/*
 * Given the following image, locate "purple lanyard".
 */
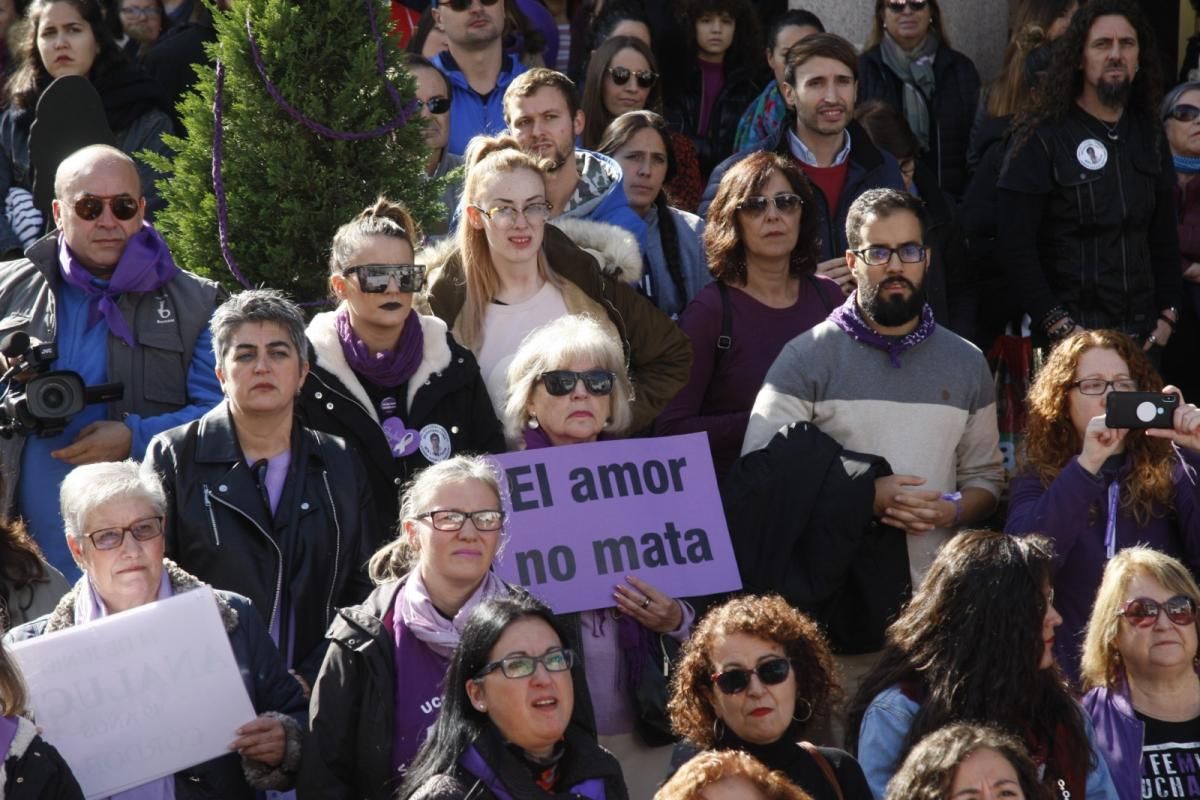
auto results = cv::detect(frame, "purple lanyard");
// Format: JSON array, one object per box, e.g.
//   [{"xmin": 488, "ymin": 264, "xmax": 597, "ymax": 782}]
[{"xmin": 1105, "ymin": 480, "xmax": 1120, "ymax": 560}]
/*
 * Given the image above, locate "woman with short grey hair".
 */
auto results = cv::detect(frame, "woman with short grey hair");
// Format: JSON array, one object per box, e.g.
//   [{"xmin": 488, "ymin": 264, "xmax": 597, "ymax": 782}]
[
  {"xmin": 143, "ymin": 288, "xmax": 378, "ymax": 693},
  {"xmin": 5, "ymin": 460, "xmax": 307, "ymax": 798}
]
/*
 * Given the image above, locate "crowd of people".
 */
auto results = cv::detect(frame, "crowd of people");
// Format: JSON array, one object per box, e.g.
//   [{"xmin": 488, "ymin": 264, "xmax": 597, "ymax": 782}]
[{"xmin": 1, "ymin": 0, "xmax": 1200, "ymax": 798}]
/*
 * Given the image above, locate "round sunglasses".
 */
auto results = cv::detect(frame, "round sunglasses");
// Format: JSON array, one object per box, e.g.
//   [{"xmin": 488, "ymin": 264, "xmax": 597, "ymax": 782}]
[
  {"xmin": 539, "ymin": 369, "xmax": 615, "ymax": 397},
  {"xmin": 73, "ymin": 195, "xmax": 140, "ymax": 221},
  {"xmin": 606, "ymin": 66, "xmax": 658, "ymax": 89},
  {"xmin": 710, "ymin": 657, "xmax": 794, "ymax": 695},
  {"xmin": 1118, "ymin": 595, "xmax": 1198, "ymax": 627}
]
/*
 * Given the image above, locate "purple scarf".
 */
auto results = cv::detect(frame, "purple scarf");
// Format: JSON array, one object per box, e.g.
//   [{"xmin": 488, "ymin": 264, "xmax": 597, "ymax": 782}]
[
  {"xmin": 335, "ymin": 309, "xmax": 424, "ymax": 388},
  {"xmin": 58, "ymin": 223, "xmax": 181, "ymax": 347},
  {"xmin": 827, "ymin": 291, "xmax": 936, "ymax": 368},
  {"xmin": 522, "ymin": 427, "xmax": 614, "ymax": 450},
  {"xmin": 0, "ymin": 715, "xmax": 18, "ymax": 762},
  {"xmin": 459, "ymin": 743, "xmax": 607, "ymax": 800}
]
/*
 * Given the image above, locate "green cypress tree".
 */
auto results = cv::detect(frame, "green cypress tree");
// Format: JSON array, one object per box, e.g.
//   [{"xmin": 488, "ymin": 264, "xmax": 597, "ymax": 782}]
[{"xmin": 147, "ymin": 0, "xmax": 444, "ymax": 303}]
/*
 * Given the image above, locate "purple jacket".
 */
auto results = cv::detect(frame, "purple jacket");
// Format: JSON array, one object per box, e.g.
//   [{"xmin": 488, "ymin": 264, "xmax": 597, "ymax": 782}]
[
  {"xmin": 1083, "ymin": 683, "xmax": 1143, "ymax": 800},
  {"xmin": 1006, "ymin": 450, "xmax": 1200, "ymax": 684}
]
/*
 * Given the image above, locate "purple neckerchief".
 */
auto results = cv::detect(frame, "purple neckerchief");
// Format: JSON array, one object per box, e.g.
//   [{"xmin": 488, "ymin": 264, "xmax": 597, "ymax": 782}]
[
  {"xmin": 395, "ymin": 569, "xmax": 509, "ymax": 659},
  {"xmin": 459, "ymin": 743, "xmax": 607, "ymax": 800},
  {"xmin": 57, "ymin": 223, "xmax": 181, "ymax": 347},
  {"xmin": 522, "ymin": 428, "xmax": 613, "ymax": 450},
  {"xmin": 336, "ymin": 308, "xmax": 424, "ymax": 388},
  {"xmin": 0, "ymin": 716, "xmax": 18, "ymax": 762},
  {"xmin": 826, "ymin": 291, "xmax": 936, "ymax": 368},
  {"xmin": 77, "ymin": 568, "xmax": 176, "ymax": 800}
]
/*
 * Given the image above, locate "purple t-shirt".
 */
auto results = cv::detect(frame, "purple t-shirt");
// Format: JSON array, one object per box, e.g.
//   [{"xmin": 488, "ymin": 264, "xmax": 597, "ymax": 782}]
[
  {"xmin": 387, "ymin": 604, "xmax": 452, "ymax": 778},
  {"xmin": 657, "ymin": 277, "xmax": 842, "ymax": 479}
]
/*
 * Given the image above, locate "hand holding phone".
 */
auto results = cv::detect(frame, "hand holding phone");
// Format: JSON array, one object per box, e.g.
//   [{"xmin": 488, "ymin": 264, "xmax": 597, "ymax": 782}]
[{"xmin": 1105, "ymin": 392, "xmax": 1179, "ymax": 430}]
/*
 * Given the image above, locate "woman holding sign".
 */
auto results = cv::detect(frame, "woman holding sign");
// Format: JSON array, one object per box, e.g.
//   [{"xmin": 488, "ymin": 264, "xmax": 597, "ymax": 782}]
[
  {"xmin": 4, "ymin": 460, "xmax": 306, "ymax": 797},
  {"xmin": 399, "ymin": 595, "xmax": 628, "ymax": 800},
  {"xmin": 1005, "ymin": 329, "xmax": 1200, "ymax": 685},
  {"xmin": 299, "ymin": 197, "xmax": 506, "ymax": 529},
  {"xmin": 301, "ymin": 456, "xmax": 593, "ymax": 800},
  {"xmin": 504, "ymin": 314, "xmax": 693, "ymax": 797}
]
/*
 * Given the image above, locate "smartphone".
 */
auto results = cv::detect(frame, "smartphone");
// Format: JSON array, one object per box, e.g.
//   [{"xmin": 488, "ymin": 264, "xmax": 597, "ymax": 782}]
[{"xmin": 1105, "ymin": 391, "xmax": 1179, "ymax": 429}]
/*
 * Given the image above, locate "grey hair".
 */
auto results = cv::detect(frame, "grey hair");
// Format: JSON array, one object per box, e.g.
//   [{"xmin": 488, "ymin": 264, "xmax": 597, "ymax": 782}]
[
  {"xmin": 54, "ymin": 144, "xmax": 141, "ymax": 200},
  {"xmin": 61, "ymin": 460, "xmax": 167, "ymax": 541},
  {"xmin": 502, "ymin": 314, "xmax": 633, "ymax": 447},
  {"xmin": 367, "ymin": 454, "xmax": 506, "ymax": 583},
  {"xmin": 210, "ymin": 289, "xmax": 309, "ymax": 367},
  {"xmin": 1161, "ymin": 81, "xmax": 1200, "ymax": 121}
]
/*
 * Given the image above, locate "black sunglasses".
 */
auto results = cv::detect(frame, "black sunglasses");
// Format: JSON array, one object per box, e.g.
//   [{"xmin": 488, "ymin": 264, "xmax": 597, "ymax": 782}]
[
  {"xmin": 73, "ymin": 195, "xmax": 140, "ymax": 221},
  {"xmin": 539, "ymin": 369, "xmax": 615, "ymax": 397},
  {"xmin": 342, "ymin": 264, "xmax": 426, "ymax": 293},
  {"xmin": 1169, "ymin": 104, "xmax": 1200, "ymax": 123},
  {"xmin": 1118, "ymin": 595, "xmax": 1198, "ymax": 628},
  {"xmin": 415, "ymin": 96, "xmax": 450, "ymax": 115},
  {"xmin": 710, "ymin": 657, "xmax": 793, "ymax": 695},
  {"xmin": 443, "ymin": 0, "xmax": 499, "ymax": 10},
  {"xmin": 886, "ymin": 0, "xmax": 928, "ymax": 11},
  {"xmin": 606, "ymin": 66, "xmax": 658, "ymax": 89}
]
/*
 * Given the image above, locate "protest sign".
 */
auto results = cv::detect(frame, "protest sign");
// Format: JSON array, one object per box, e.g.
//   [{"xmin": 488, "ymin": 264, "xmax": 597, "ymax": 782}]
[
  {"xmin": 9, "ymin": 588, "xmax": 257, "ymax": 799},
  {"xmin": 492, "ymin": 433, "xmax": 741, "ymax": 613}
]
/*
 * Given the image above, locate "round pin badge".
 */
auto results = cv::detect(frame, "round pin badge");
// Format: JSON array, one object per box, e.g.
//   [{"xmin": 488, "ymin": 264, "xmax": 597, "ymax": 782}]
[
  {"xmin": 419, "ymin": 423, "xmax": 452, "ymax": 463},
  {"xmin": 1076, "ymin": 139, "xmax": 1108, "ymax": 171}
]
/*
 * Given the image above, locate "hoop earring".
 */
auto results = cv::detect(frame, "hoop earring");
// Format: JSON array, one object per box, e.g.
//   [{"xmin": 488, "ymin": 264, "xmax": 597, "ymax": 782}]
[
  {"xmin": 712, "ymin": 717, "xmax": 726, "ymax": 742},
  {"xmin": 793, "ymin": 697, "xmax": 813, "ymax": 723}
]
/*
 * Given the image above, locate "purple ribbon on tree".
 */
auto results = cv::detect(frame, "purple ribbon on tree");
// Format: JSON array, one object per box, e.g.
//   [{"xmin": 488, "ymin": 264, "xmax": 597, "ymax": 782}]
[{"xmin": 58, "ymin": 223, "xmax": 181, "ymax": 347}]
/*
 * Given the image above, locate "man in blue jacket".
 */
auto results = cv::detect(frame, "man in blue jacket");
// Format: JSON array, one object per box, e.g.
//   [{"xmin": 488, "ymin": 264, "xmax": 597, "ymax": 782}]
[
  {"xmin": 701, "ymin": 33, "xmax": 905, "ymax": 295},
  {"xmin": 431, "ymin": 0, "xmax": 527, "ymax": 155},
  {"xmin": 503, "ymin": 68, "xmax": 647, "ymax": 252}
]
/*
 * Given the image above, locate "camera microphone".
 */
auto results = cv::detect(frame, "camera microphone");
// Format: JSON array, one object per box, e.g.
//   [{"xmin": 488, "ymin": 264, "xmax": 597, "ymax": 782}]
[{"xmin": 0, "ymin": 331, "xmax": 29, "ymax": 358}]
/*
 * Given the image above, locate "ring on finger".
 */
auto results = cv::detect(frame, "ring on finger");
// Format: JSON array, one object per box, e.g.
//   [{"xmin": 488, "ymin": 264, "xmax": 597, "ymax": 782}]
[{"xmin": 641, "ymin": 597, "xmax": 651, "ymax": 610}]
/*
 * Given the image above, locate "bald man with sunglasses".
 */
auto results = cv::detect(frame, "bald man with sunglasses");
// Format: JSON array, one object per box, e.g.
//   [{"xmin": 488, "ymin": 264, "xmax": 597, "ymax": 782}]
[{"xmin": 0, "ymin": 143, "xmax": 223, "ymax": 579}]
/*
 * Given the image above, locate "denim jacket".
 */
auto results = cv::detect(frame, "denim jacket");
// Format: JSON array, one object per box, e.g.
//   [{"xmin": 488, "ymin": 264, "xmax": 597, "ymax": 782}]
[{"xmin": 858, "ymin": 685, "xmax": 1119, "ymax": 800}]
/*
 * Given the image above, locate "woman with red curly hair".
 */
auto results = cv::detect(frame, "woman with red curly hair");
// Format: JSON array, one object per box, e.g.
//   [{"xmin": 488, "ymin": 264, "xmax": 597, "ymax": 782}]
[
  {"xmin": 1005, "ymin": 328, "xmax": 1200, "ymax": 685},
  {"xmin": 656, "ymin": 750, "xmax": 813, "ymax": 800},
  {"xmin": 667, "ymin": 595, "xmax": 871, "ymax": 800}
]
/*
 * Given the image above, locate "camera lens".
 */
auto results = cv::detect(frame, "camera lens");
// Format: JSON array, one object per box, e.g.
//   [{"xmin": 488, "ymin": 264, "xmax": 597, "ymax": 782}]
[{"xmin": 41, "ymin": 386, "xmax": 66, "ymax": 412}]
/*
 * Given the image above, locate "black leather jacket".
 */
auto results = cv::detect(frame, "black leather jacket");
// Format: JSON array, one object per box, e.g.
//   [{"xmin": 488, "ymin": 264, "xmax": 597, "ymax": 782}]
[
  {"xmin": 143, "ymin": 402, "xmax": 378, "ymax": 683},
  {"xmin": 665, "ymin": 62, "xmax": 763, "ymax": 180}
]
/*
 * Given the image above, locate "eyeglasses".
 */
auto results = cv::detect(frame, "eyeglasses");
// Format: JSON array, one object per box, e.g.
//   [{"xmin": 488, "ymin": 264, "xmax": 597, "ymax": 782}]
[
  {"xmin": 885, "ymin": 1, "xmax": 928, "ymax": 11},
  {"xmin": 1118, "ymin": 595, "xmax": 1198, "ymax": 627},
  {"xmin": 475, "ymin": 648, "xmax": 576, "ymax": 680},
  {"xmin": 1069, "ymin": 378, "xmax": 1139, "ymax": 395},
  {"xmin": 415, "ymin": 96, "xmax": 450, "ymax": 115},
  {"xmin": 342, "ymin": 264, "xmax": 426, "ymax": 293},
  {"xmin": 539, "ymin": 369, "xmax": 615, "ymax": 397},
  {"xmin": 119, "ymin": 6, "xmax": 161, "ymax": 17},
  {"xmin": 72, "ymin": 195, "xmax": 140, "ymax": 221},
  {"xmin": 415, "ymin": 509, "xmax": 506, "ymax": 532},
  {"xmin": 83, "ymin": 516, "xmax": 164, "ymax": 551},
  {"xmin": 851, "ymin": 244, "xmax": 927, "ymax": 266},
  {"xmin": 442, "ymin": 0, "xmax": 500, "ymax": 11},
  {"xmin": 471, "ymin": 202, "xmax": 552, "ymax": 229},
  {"xmin": 710, "ymin": 657, "xmax": 794, "ymax": 695},
  {"xmin": 606, "ymin": 66, "xmax": 658, "ymax": 89},
  {"xmin": 1169, "ymin": 104, "xmax": 1200, "ymax": 123},
  {"xmin": 737, "ymin": 193, "xmax": 803, "ymax": 217}
]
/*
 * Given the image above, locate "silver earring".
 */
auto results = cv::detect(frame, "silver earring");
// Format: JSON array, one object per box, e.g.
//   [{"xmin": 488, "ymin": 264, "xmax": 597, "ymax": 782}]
[
  {"xmin": 793, "ymin": 697, "xmax": 813, "ymax": 723},
  {"xmin": 712, "ymin": 717, "xmax": 726, "ymax": 741},
  {"xmin": 527, "ymin": 416, "xmax": 540, "ymax": 429}
]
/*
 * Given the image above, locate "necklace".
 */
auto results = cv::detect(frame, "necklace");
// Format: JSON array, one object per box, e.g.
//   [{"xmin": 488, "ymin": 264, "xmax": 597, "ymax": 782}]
[{"xmin": 1096, "ymin": 117, "xmax": 1121, "ymax": 141}]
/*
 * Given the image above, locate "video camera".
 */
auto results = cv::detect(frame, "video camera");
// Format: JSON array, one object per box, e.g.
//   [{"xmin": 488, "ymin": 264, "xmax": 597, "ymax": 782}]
[{"xmin": 0, "ymin": 332, "xmax": 122, "ymax": 438}]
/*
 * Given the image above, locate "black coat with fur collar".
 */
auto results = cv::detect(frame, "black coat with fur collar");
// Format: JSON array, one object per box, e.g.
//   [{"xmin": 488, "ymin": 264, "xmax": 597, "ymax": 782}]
[
  {"xmin": 4, "ymin": 561, "xmax": 306, "ymax": 799},
  {"xmin": 0, "ymin": 716, "xmax": 82, "ymax": 799},
  {"xmin": 297, "ymin": 311, "xmax": 505, "ymax": 528}
]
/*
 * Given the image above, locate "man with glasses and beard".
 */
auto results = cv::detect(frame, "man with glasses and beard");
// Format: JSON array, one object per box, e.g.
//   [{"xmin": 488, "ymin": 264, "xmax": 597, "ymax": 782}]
[
  {"xmin": 998, "ymin": 0, "xmax": 1183, "ymax": 352},
  {"xmin": 743, "ymin": 188, "xmax": 1002, "ymax": 590},
  {"xmin": 0, "ymin": 144, "xmax": 222, "ymax": 580}
]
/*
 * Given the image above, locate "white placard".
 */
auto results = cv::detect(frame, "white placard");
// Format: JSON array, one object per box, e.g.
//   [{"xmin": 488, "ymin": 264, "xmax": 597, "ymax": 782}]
[{"xmin": 9, "ymin": 587, "xmax": 258, "ymax": 799}]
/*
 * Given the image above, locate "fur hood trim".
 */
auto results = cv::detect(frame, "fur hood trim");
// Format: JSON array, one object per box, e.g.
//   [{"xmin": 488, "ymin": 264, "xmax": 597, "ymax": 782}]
[
  {"xmin": 306, "ymin": 309, "xmax": 452, "ymax": 415},
  {"xmin": 44, "ymin": 559, "xmax": 238, "ymax": 634},
  {"xmin": 416, "ymin": 219, "xmax": 642, "ymax": 285},
  {"xmin": 0, "ymin": 716, "xmax": 36, "ymax": 792},
  {"xmin": 241, "ymin": 710, "xmax": 304, "ymax": 790}
]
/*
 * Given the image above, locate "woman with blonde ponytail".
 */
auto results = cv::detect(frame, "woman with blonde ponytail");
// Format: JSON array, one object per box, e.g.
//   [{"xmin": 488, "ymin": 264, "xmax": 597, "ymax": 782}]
[
  {"xmin": 424, "ymin": 134, "xmax": 692, "ymax": 433},
  {"xmin": 299, "ymin": 197, "xmax": 506, "ymax": 528}
]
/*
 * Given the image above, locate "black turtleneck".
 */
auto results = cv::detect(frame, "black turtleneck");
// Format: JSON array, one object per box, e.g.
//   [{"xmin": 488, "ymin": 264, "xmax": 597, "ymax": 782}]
[{"xmin": 715, "ymin": 724, "xmax": 874, "ymax": 800}]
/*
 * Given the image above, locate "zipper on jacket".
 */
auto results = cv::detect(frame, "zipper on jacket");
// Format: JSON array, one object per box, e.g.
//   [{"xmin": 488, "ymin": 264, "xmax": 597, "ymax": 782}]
[
  {"xmin": 1113, "ymin": 144, "xmax": 1131, "ymax": 319},
  {"xmin": 202, "ymin": 484, "xmax": 221, "ymax": 547},
  {"xmin": 321, "ymin": 469, "xmax": 342, "ymax": 628},
  {"xmin": 205, "ymin": 490, "xmax": 284, "ymax": 641}
]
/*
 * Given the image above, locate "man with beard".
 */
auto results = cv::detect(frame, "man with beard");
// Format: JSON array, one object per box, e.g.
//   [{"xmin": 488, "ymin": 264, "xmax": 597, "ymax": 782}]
[
  {"xmin": 700, "ymin": 33, "xmax": 905, "ymax": 295},
  {"xmin": 743, "ymin": 189, "xmax": 1003, "ymax": 588},
  {"xmin": 998, "ymin": 0, "xmax": 1182, "ymax": 349},
  {"xmin": 431, "ymin": 0, "xmax": 527, "ymax": 155},
  {"xmin": 503, "ymin": 68, "xmax": 646, "ymax": 248}
]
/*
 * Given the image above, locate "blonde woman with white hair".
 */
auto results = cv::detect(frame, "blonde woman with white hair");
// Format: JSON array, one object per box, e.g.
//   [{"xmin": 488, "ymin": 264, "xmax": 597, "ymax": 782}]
[
  {"xmin": 502, "ymin": 313, "xmax": 692, "ymax": 797},
  {"xmin": 300, "ymin": 455, "xmax": 595, "ymax": 800}
]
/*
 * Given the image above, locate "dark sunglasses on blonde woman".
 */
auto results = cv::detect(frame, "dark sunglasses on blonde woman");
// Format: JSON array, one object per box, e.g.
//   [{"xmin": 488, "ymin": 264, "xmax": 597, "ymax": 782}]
[{"xmin": 1118, "ymin": 595, "xmax": 1198, "ymax": 627}]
